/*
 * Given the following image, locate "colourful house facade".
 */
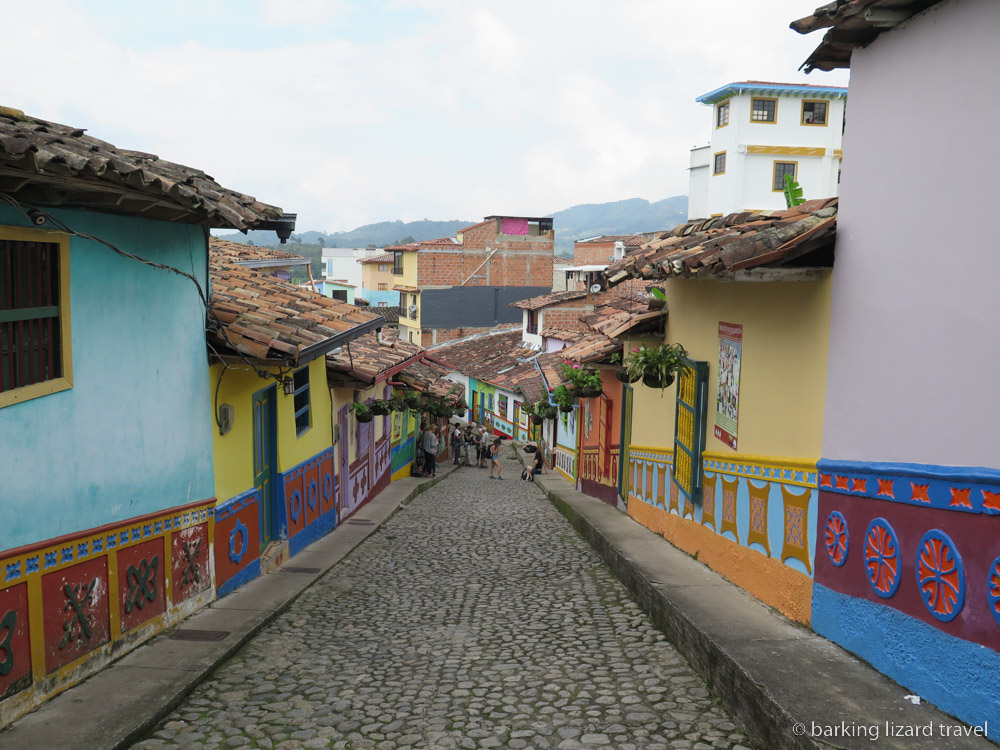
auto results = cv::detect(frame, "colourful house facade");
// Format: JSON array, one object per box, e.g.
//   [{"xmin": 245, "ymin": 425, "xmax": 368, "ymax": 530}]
[{"xmin": 0, "ymin": 109, "xmax": 292, "ymax": 726}]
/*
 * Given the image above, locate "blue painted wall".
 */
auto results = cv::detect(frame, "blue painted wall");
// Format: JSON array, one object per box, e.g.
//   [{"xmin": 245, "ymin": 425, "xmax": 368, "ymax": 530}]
[
  {"xmin": 0, "ymin": 206, "xmax": 215, "ymax": 551},
  {"xmin": 360, "ymin": 287, "xmax": 400, "ymax": 307}
]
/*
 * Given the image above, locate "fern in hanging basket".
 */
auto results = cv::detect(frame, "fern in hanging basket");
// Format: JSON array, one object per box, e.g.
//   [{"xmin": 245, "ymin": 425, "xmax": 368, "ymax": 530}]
[
  {"xmin": 350, "ymin": 402, "xmax": 374, "ymax": 422},
  {"xmin": 534, "ymin": 400, "xmax": 557, "ymax": 420},
  {"xmin": 369, "ymin": 399, "xmax": 392, "ymax": 416},
  {"xmin": 626, "ymin": 343, "xmax": 686, "ymax": 390}
]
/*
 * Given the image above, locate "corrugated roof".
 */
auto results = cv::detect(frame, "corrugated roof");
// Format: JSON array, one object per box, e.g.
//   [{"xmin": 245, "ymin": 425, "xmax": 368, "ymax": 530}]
[
  {"xmin": 209, "ymin": 241, "xmax": 380, "ymax": 365},
  {"xmin": 696, "ymin": 81, "xmax": 848, "ymax": 103},
  {"xmin": 0, "ymin": 108, "xmax": 283, "ymax": 230},
  {"xmin": 509, "ymin": 290, "xmax": 588, "ymax": 311},
  {"xmin": 604, "ymin": 199, "xmax": 837, "ymax": 284},
  {"xmin": 791, "ymin": 1, "xmax": 943, "ymax": 72}
]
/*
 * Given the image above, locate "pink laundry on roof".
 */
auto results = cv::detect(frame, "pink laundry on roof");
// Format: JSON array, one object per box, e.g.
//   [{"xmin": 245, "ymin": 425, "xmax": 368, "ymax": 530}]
[{"xmin": 502, "ymin": 217, "xmax": 530, "ymax": 235}]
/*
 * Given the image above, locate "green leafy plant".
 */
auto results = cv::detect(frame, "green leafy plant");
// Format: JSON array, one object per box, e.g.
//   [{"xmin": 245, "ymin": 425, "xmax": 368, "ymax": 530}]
[
  {"xmin": 561, "ymin": 362, "xmax": 602, "ymax": 398},
  {"xmin": 350, "ymin": 402, "xmax": 374, "ymax": 422},
  {"xmin": 369, "ymin": 399, "xmax": 392, "ymax": 416},
  {"xmin": 783, "ymin": 174, "xmax": 805, "ymax": 208},
  {"xmin": 552, "ymin": 384, "xmax": 576, "ymax": 412},
  {"xmin": 626, "ymin": 343, "xmax": 686, "ymax": 390},
  {"xmin": 534, "ymin": 400, "xmax": 557, "ymax": 420}
]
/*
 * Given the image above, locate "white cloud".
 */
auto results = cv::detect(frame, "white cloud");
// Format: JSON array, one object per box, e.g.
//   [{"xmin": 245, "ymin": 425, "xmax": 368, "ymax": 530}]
[{"xmin": 0, "ymin": 0, "xmax": 848, "ymax": 231}]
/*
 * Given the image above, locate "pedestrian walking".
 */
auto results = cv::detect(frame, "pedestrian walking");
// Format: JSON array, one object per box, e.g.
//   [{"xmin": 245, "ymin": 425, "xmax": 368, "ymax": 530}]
[
  {"xmin": 463, "ymin": 426, "xmax": 477, "ymax": 466},
  {"xmin": 488, "ymin": 437, "xmax": 503, "ymax": 480},
  {"xmin": 420, "ymin": 422, "xmax": 438, "ymax": 478},
  {"xmin": 478, "ymin": 427, "xmax": 491, "ymax": 469},
  {"xmin": 451, "ymin": 423, "xmax": 464, "ymax": 465}
]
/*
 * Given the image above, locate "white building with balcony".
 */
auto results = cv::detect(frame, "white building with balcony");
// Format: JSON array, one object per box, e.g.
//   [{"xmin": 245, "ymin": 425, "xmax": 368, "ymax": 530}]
[{"xmin": 687, "ymin": 81, "xmax": 847, "ymax": 219}]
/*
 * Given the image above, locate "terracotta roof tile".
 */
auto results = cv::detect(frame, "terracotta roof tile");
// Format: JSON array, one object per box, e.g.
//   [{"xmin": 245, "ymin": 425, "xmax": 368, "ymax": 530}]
[
  {"xmin": 210, "ymin": 238, "xmax": 308, "ymax": 265},
  {"xmin": 604, "ymin": 200, "xmax": 837, "ymax": 285},
  {"xmin": 209, "ymin": 243, "xmax": 379, "ymax": 365},
  {"xmin": 0, "ymin": 108, "xmax": 283, "ymax": 230},
  {"xmin": 326, "ymin": 329, "xmax": 422, "ymax": 384},
  {"xmin": 558, "ymin": 335, "xmax": 622, "ymax": 366},
  {"xmin": 580, "ymin": 295, "xmax": 665, "ymax": 339},
  {"xmin": 540, "ymin": 327, "xmax": 588, "ymax": 343},
  {"xmin": 432, "ymin": 329, "xmax": 544, "ymax": 402},
  {"xmin": 791, "ymin": 1, "xmax": 942, "ymax": 72},
  {"xmin": 510, "ymin": 290, "xmax": 588, "ymax": 311},
  {"xmin": 359, "ymin": 253, "xmax": 396, "ymax": 264}
]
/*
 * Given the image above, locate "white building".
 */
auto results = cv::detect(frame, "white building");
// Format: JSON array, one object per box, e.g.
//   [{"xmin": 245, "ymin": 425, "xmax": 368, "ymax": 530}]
[
  {"xmin": 321, "ymin": 247, "xmax": 381, "ymax": 294},
  {"xmin": 687, "ymin": 81, "xmax": 847, "ymax": 219}
]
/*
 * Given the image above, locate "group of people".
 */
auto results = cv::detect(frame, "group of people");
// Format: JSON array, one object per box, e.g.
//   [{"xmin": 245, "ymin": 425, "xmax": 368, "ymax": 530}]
[
  {"xmin": 416, "ymin": 421, "xmax": 544, "ymax": 483},
  {"xmin": 449, "ymin": 422, "xmax": 505, "ymax": 478}
]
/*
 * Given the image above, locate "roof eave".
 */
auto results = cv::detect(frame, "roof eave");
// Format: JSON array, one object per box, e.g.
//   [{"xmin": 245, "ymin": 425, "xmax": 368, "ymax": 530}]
[{"xmin": 298, "ymin": 317, "xmax": 385, "ymax": 365}]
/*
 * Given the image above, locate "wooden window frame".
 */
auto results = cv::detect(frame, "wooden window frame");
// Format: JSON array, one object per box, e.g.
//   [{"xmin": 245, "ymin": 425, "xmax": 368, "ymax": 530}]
[
  {"xmin": 713, "ymin": 151, "xmax": 727, "ymax": 176},
  {"xmin": 801, "ymin": 99, "xmax": 828, "ymax": 126},
  {"xmin": 716, "ymin": 100, "xmax": 730, "ymax": 129},
  {"xmin": 0, "ymin": 226, "xmax": 73, "ymax": 408},
  {"xmin": 750, "ymin": 97, "xmax": 778, "ymax": 124},
  {"xmin": 772, "ymin": 161, "xmax": 798, "ymax": 192},
  {"xmin": 292, "ymin": 365, "xmax": 311, "ymax": 437},
  {"xmin": 392, "ymin": 252, "xmax": 403, "ymax": 276}
]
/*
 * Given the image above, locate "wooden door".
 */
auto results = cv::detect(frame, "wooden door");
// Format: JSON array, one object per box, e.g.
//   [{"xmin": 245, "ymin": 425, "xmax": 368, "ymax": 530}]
[{"xmin": 252, "ymin": 385, "xmax": 277, "ymax": 545}]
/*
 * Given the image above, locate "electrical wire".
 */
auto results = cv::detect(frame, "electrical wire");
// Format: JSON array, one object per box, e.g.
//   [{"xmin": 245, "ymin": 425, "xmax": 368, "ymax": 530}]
[{"xmin": 1, "ymin": 193, "xmax": 281, "ymax": 385}]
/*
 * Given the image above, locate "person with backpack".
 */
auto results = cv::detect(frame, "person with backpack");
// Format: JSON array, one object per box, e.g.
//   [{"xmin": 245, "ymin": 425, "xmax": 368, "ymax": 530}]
[
  {"xmin": 488, "ymin": 437, "xmax": 503, "ymax": 480},
  {"xmin": 451, "ymin": 423, "xmax": 464, "ymax": 465},
  {"xmin": 419, "ymin": 423, "xmax": 438, "ymax": 478}
]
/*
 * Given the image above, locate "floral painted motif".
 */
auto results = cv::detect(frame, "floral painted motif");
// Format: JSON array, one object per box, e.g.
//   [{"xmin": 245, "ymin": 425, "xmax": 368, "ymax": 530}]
[
  {"xmin": 864, "ymin": 518, "xmax": 901, "ymax": 598},
  {"xmin": 916, "ymin": 530, "xmax": 965, "ymax": 622},
  {"xmin": 824, "ymin": 511, "xmax": 849, "ymax": 567}
]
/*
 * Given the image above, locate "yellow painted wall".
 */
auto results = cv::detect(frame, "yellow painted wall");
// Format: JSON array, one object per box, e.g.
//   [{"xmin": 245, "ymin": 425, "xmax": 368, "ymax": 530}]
[
  {"xmin": 211, "ymin": 357, "xmax": 335, "ymax": 505},
  {"xmin": 627, "ymin": 274, "xmax": 832, "ymax": 459},
  {"xmin": 211, "ymin": 362, "xmax": 270, "ymax": 504},
  {"xmin": 401, "ymin": 250, "xmax": 418, "ymax": 287},
  {"xmin": 362, "ymin": 262, "xmax": 395, "ymax": 291}
]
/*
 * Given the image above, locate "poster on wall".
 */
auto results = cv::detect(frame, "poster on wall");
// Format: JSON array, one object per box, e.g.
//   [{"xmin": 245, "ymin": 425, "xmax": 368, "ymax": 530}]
[{"xmin": 714, "ymin": 321, "xmax": 742, "ymax": 450}]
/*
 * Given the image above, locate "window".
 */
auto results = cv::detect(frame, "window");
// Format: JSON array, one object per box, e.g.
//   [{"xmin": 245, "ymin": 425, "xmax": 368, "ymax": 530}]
[
  {"xmin": 713, "ymin": 151, "xmax": 726, "ymax": 175},
  {"xmin": 1, "ymin": 229, "xmax": 72, "ymax": 407},
  {"xmin": 716, "ymin": 101, "xmax": 730, "ymax": 128},
  {"xmin": 801, "ymin": 100, "xmax": 828, "ymax": 126},
  {"xmin": 513, "ymin": 401, "xmax": 521, "ymax": 424},
  {"xmin": 409, "ymin": 294, "xmax": 418, "ymax": 320},
  {"xmin": 378, "ymin": 264, "xmax": 388, "ymax": 272},
  {"xmin": 497, "ymin": 394, "xmax": 508, "ymax": 418},
  {"xmin": 408, "ymin": 330, "xmax": 413, "ymax": 343},
  {"xmin": 392, "ymin": 252, "xmax": 403, "ymax": 275},
  {"xmin": 377, "ymin": 301, "xmax": 387, "ymax": 307},
  {"xmin": 526, "ymin": 310, "xmax": 538, "ymax": 335},
  {"xmin": 377, "ymin": 282, "xmax": 388, "ymax": 291},
  {"xmin": 751, "ymin": 97, "xmax": 777, "ymax": 123},
  {"xmin": 773, "ymin": 161, "xmax": 798, "ymax": 191},
  {"xmin": 326, "ymin": 260, "xmax": 334, "ymax": 276},
  {"xmin": 293, "ymin": 366, "xmax": 311, "ymax": 436}
]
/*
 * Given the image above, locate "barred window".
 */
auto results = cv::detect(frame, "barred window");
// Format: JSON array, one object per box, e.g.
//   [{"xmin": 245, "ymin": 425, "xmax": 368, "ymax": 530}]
[
  {"xmin": 392, "ymin": 252, "xmax": 403, "ymax": 275},
  {"xmin": 713, "ymin": 152, "xmax": 726, "ymax": 175},
  {"xmin": 773, "ymin": 162, "xmax": 797, "ymax": 191},
  {"xmin": 293, "ymin": 366, "xmax": 310, "ymax": 436},
  {"xmin": 716, "ymin": 101, "xmax": 729, "ymax": 128},
  {"xmin": 1, "ymin": 234, "xmax": 71, "ymax": 405},
  {"xmin": 802, "ymin": 100, "xmax": 828, "ymax": 125}
]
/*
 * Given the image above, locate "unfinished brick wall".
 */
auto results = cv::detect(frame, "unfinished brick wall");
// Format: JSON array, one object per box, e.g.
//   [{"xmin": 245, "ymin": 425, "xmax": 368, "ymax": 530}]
[
  {"xmin": 573, "ymin": 240, "xmax": 616, "ymax": 267},
  {"xmin": 423, "ymin": 325, "xmax": 519, "ymax": 347},
  {"xmin": 539, "ymin": 301, "xmax": 591, "ymax": 333}
]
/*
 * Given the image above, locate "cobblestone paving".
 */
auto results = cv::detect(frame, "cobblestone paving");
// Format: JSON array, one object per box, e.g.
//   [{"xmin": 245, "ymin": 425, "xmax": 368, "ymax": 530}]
[{"xmin": 134, "ymin": 450, "xmax": 753, "ymax": 750}]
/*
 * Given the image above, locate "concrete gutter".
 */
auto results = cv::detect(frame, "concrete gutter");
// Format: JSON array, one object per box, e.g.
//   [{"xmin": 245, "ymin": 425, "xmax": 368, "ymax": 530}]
[
  {"xmin": 515, "ymin": 451, "xmax": 995, "ymax": 750},
  {"xmin": 0, "ymin": 465, "xmax": 461, "ymax": 750}
]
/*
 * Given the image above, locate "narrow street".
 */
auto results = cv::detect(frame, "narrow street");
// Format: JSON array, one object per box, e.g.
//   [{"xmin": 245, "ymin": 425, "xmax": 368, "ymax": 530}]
[{"xmin": 134, "ymin": 450, "xmax": 752, "ymax": 750}]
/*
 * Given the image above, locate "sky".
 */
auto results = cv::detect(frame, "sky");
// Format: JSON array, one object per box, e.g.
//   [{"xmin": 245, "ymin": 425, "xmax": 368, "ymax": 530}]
[{"xmin": 0, "ymin": 0, "xmax": 848, "ymax": 233}]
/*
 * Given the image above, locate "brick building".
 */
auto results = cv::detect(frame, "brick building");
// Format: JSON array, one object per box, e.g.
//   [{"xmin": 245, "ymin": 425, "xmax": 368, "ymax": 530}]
[{"xmin": 389, "ymin": 215, "xmax": 556, "ymax": 346}]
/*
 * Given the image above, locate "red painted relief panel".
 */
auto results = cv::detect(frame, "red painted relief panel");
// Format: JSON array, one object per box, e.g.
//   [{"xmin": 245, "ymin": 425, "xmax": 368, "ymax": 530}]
[
  {"xmin": 320, "ymin": 453, "xmax": 336, "ymax": 516},
  {"xmin": 171, "ymin": 522, "xmax": 210, "ymax": 605},
  {"xmin": 304, "ymin": 461, "xmax": 321, "ymax": 527},
  {"xmin": 0, "ymin": 583, "xmax": 31, "ymax": 700},
  {"xmin": 284, "ymin": 472, "xmax": 306, "ymax": 538},
  {"xmin": 42, "ymin": 557, "xmax": 110, "ymax": 674},
  {"xmin": 117, "ymin": 538, "xmax": 166, "ymax": 633},
  {"xmin": 214, "ymin": 494, "xmax": 260, "ymax": 588}
]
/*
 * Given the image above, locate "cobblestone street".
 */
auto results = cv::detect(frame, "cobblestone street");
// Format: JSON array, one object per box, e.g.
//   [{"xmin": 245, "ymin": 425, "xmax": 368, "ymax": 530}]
[{"xmin": 134, "ymin": 451, "xmax": 753, "ymax": 750}]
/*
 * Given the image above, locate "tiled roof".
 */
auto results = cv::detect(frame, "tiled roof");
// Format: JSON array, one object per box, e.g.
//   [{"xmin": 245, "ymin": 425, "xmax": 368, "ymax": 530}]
[
  {"xmin": 558, "ymin": 335, "xmax": 622, "ymax": 366},
  {"xmin": 326, "ymin": 329, "xmax": 423, "ymax": 385},
  {"xmin": 432, "ymin": 329, "xmax": 545, "ymax": 402},
  {"xmin": 581, "ymin": 295, "xmax": 665, "ymax": 339},
  {"xmin": 371, "ymin": 306, "xmax": 401, "ymax": 324},
  {"xmin": 509, "ymin": 290, "xmax": 588, "ymax": 311},
  {"xmin": 604, "ymin": 200, "xmax": 837, "ymax": 284},
  {"xmin": 210, "ymin": 238, "xmax": 309, "ymax": 267},
  {"xmin": 540, "ymin": 327, "xmax": 588, "ymax": 343},
  {"xmin": 209, "ymin": 244, "xmax": 381, "ymax": 365},
  {"xmin": 792, "ymin": 1, "xmax": 943, "ymax": 72},
  {"xmin": 398, "ymin": 360, "xmax": 464, "ymax": 401},
  {"xmin": 0, "ymin": 107, "xmax": 283, "ymax": 230},
  {"xmin": 359, "ymin": 253, "xmax": 395, "ymax": 264},
  {"xmin": 394, "ymin": 285, "xmax": 420, "ymax": 293}
]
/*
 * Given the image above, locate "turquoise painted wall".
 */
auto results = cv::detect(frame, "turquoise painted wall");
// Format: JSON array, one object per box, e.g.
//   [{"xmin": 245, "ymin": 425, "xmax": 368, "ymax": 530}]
[{"xmin": 0, "ymin": 206, "xmax": 215, "ymax": 551}]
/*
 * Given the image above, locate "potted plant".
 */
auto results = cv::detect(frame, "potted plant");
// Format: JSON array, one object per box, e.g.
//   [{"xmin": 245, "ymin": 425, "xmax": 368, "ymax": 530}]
[
  {"xmin": 387, "ymin": 396, "xmax": 408, "ymax": 413},
  {"xmin": 627, "ymin": 343, "xmax": 686, "ymax": 389},
  {"xmin": 561, "ymin": 362, "xmax": 603, "ymax": 398},
  {"xmin": 369, "ymin": 399, "xmax": 392, "ymax": 416},
  {"xmin": 350, "ymin": 402, "xmax": 374, "ymax": 423},
  {"xmin": 402, "ymin": 389, "xmax": 421, "ymax": 410},
  {"xmin": 611, "ymin": 352, "xmax": 640, "ymax": 383},
  {"xmin": 534, "ymin": 400, "xmax": 557, "ymax": 420},
  {"xmin": 552, "ymin": 384, "xmax": 576, "ymax": 413}
]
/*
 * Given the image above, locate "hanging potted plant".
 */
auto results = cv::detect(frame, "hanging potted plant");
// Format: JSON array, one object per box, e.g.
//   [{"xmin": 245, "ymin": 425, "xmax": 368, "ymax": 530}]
[
  {"xmin": 534, "ymin": 400, "xmax": 557, "ymax": 420},
  {"xmin": 387, "ymin": 396, "xmax": 408, "ymax": 413},
  {"xmin": 552, "ymin": 384, "xmax": 576, "ymax": 413},
  {"xmin": 562, "ymin": 362, "xmax": 603, "ymax": 399},
  {"xmin": 627, "ymin": 343, "xmax": 686, "ymax": 390},
  {"xmin": 350, "ymin": 402, "xmax": 374, "ymax": 423},
  {"xmin": 369, "ymin": 399, "xmax": 392, "ymax": 416},
  {"xmin": 402, "ymin": 389, "xmax": 422, "ymax": 410},
  {"xmin": 611, "ymin": 352, "xmax": 640, "ymax": 383}
]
